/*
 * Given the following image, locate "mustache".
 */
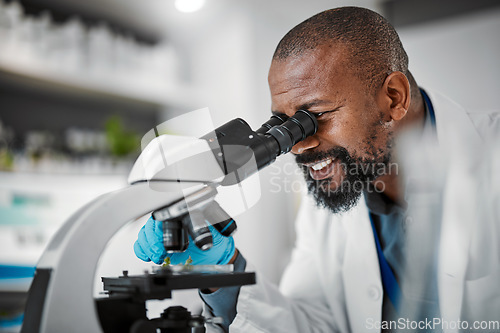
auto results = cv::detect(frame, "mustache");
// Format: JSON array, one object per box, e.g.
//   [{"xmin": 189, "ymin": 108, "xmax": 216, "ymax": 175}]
[{"xmin": 295, "ymin": 146, "xmax": 352, "ymax": 165}]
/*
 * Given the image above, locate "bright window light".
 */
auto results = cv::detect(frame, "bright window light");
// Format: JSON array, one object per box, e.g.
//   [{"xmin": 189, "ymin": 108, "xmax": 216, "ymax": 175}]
[{"xmin": 174, "ymin": 0, "xmax": 205, "ymax": 13}]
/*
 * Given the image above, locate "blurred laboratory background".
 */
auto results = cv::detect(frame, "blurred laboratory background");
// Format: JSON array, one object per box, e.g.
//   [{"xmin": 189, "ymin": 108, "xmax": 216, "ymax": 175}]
[{"xmin": 0, "ymin": 0, "xmax": 499, "ymax": 331}]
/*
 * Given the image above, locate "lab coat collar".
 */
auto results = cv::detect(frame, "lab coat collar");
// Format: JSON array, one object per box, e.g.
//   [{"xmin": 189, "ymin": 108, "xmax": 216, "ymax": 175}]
[{"xmin": 341, "ymin": 199, "xmax": 383, "ymax": 332}]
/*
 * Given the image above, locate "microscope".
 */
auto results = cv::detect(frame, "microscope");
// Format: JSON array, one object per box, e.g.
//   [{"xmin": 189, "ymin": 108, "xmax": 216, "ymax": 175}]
[{"xmin": 20, "ymin": 110, "xmax": 317, "ymax": 333}]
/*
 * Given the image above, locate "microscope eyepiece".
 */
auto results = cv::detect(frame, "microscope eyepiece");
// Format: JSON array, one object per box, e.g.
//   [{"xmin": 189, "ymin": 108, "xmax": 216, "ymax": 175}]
[
  {"xmin": 255, "ymin": 114, "xmax": 288, "ymax": 134},
  {"xmin": 265, "ymin": 110, "xmax": 318, "ymax": 155},
  {"xmin": 202, "ymin": 109, "xmax": 318, "ymax": 186}
]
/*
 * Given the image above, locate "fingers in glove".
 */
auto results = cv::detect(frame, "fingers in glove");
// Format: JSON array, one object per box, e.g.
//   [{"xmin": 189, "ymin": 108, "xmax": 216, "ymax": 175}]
[
  {"xmin": 217, "ymin": 236, "xmax": 236, "ymax": 265},
  {"xmin": 145, "ymin": 218, "xmax": 167, "ymax": 253},
  {"xmin": 168, "ymin": 251, "xmax": 192, "ymax": 265},
  {"xmin": 137, "ymin": 225, "xmax": 155, "ymax": 261},
  {"xmin": 138, "ymin": 223, "xmax": 166, "ymax": 264},
  {"xmin": 208, "ymin": 224, "xmax": 230, "ymax": 247},
  {"xmin": 134, "ymin": 240, "xmax": 151, "ymax": 262}
]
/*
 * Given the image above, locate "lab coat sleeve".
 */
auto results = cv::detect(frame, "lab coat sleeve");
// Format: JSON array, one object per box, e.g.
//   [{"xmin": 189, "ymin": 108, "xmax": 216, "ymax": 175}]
[{"xmin": 205, "ymin": 196, "xmax": 340, "ymax": 333}]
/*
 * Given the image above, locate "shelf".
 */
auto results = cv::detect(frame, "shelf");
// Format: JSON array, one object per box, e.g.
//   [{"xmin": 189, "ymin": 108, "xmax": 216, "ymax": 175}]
[{"xmin": 0, "ymin": 55, "xmax": 195, "ymax": 108}]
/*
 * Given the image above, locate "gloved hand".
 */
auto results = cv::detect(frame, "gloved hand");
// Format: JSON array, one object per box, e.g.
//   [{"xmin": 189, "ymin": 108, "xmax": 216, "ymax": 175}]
[{"xmin": 134, "ymin": 216, "xmax": 235, "ymax": 265}]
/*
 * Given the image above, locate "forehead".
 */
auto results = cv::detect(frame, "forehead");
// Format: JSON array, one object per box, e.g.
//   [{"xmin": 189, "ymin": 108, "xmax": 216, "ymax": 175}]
[{"xmin": 268, "ymin": 44, "xmax": 354, "ymax": 110}]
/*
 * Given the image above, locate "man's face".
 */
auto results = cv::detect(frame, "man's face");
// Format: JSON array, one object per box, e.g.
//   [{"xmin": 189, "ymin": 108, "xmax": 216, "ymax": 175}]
[{"xmin": 268, "ymin": 44, "xmax": 394, "ymax": 213}]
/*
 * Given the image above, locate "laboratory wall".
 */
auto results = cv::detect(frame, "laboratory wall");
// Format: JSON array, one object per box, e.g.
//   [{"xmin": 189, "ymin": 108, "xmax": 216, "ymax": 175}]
[{"xmin": 397, "ymin": 7, "xmax": 500, "ymax": 113}]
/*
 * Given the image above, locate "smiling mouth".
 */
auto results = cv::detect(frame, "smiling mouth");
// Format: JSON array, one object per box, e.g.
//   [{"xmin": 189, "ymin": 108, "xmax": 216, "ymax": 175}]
[
  {"xmin": 304, "ymin": 157, "xmax": 338, "ymax": 181},
  {"xmin": 310, "ymin": 158, "xmax": 332, "ymax": 170}
]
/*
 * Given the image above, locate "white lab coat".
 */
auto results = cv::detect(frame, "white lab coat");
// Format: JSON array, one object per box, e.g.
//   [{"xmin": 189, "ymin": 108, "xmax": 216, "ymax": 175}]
[{"xmin": 205, "ymin": 90, "xmax": 500, "ymax": 333}]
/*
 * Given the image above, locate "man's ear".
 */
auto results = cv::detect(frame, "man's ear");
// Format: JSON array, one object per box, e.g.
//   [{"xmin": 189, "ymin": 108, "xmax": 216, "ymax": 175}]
[{"xmin": 380, "ymin": 71, "xmax": 410, "ymax": 121}]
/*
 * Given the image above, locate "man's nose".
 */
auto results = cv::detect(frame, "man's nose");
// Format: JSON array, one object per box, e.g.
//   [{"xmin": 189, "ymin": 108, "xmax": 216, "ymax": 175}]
[{"xmin": 291, "ymin": 135, "xmax": 320, "ymax": 154}]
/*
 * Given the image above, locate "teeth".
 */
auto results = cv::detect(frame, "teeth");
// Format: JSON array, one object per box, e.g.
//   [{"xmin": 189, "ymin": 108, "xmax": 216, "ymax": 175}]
[{"xmin": 311, "ymin": 159, "xmax": 332, "ymax": 171}]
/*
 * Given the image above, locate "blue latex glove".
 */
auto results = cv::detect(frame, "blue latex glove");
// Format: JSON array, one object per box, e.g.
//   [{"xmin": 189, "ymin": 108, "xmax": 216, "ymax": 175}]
[{"xmin": 134, "ymin": 216, "xmax": 235, "ymax": 265}]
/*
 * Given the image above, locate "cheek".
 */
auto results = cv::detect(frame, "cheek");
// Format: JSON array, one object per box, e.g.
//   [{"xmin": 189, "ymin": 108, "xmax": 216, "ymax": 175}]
[
  {"xmin": 360, "ymin": 125, "xmax": 393, "ymax": 160},
  {"xmin": 315, "ymin": 102, "xmax": 384, "ymax": 153},
  {"xmin": 354, "ymin": 104, "xmax": 388, "ymax": 154},
  {"xmin": 327, "ymin": 121, "xmax": 388, "ymax": 160},
  {"xmin": 316, "ymin": 117, "xmax": 360, "ymax": 149}
]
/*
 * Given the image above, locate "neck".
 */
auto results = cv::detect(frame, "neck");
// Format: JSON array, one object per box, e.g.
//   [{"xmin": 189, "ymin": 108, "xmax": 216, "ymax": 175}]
[{"xmin": 374, "ymin": 170, "xmax": 403, "ymax": 206}]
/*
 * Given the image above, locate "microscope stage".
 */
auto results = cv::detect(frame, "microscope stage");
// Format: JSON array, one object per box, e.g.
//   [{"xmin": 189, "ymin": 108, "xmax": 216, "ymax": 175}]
[{"xmin": 101, "ymin": 269, "xmax": 256, "ymax": 301}]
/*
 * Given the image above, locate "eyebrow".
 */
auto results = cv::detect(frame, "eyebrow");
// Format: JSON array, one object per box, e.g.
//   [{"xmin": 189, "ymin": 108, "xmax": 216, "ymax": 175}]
[
  {"xmin": 271, "ymin": 111, "xmax": 286, "ymax": 117},
  {"xmin": 271, "ymin": 99, "xmax": 334, "ymax": 116},
  {"xmin": 298, "ymin": 99, "xmax": 332, "ymax": 110}
]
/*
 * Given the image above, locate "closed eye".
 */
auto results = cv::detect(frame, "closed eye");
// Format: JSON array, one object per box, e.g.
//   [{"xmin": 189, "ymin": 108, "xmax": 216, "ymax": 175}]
[
  {"xmin": 315, "ymin": 111, "xmax": 331, "ymax": 117},
  {"xmin": 316, "ymin": 105, "xmax": 344, "ymax": 118},
  {"xmin": 312, "ymin": 109, "xmax": 338, "ymax": 118}
]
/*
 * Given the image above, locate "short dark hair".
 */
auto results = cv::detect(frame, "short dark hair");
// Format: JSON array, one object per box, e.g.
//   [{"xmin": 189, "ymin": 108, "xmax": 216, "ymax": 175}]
[{"xmin": 273, "ymin": 7, "xmax": 409, "ymax": 90}]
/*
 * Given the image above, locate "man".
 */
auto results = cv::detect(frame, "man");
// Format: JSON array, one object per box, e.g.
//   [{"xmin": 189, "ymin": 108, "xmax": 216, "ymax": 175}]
[{"xmin": 134, "ymin": 7, "xmax": 500, "ymax": 332}]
